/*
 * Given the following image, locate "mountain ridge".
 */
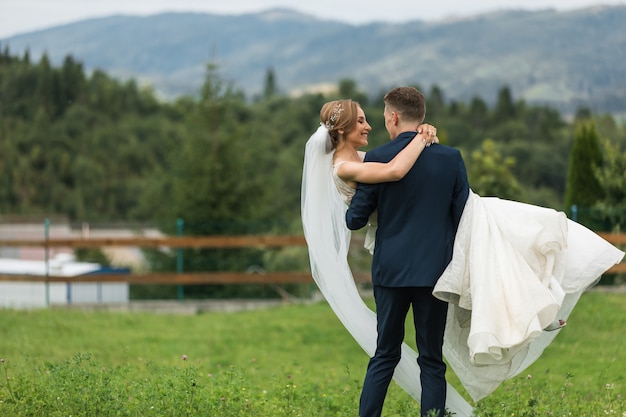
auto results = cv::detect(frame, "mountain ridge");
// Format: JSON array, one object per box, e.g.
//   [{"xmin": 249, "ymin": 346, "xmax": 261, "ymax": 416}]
[{"xmin": 2, "ymin": 6, "xmax": 625, "ymax": 113}]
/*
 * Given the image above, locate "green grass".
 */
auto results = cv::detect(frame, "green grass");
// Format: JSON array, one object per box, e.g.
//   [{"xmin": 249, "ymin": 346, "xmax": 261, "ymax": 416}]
[{"xmin": 0, "ymin": 291, "xmax": 624, "ymax": 416}]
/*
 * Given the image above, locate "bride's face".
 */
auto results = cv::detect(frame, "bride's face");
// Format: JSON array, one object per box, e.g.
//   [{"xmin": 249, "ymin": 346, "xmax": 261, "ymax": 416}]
[{"xmin": 344, "ymin": 106, "xmax": 371, "ymax": 148}]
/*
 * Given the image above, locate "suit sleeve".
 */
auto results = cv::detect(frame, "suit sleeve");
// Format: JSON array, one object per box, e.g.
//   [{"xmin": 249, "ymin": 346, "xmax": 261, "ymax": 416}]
[
  {"xmin": 346, "ymin": 153, "xmax": 379, "ymax": 231},
  {"xmin": 451, "ymin": 151, "xmax": 470, "ymax": 230}
]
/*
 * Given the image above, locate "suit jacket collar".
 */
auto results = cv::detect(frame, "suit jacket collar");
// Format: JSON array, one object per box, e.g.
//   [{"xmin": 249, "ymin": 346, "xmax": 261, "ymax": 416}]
[{"xmin": 395, "ymin": 131, "xmax": 418, "ymax": 142}]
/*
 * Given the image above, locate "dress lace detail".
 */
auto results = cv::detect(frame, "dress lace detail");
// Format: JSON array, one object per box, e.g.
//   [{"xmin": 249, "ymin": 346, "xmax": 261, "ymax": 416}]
[
  {"xmin": 332, "ymin": 162, "xmax": 355, "ymax": 205},
  {"xmin": 332, "ymin": 161, "xmax": 377, "ymax": 254}
]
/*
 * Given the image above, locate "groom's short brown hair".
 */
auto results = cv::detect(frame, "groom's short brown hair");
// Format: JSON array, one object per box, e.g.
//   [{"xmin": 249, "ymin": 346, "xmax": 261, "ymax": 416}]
[{"xmin": 383, "ymin": 87, "xmax": 426, "ymax": 124}]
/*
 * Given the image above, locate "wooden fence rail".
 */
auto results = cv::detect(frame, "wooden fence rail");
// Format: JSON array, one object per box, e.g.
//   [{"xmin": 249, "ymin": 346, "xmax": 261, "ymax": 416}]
[
  {"xmin": 0, "ymin": 235, "xmax": 308, "ymax": 249},
  {"xmin": 0, "ymin": 271, "xmax": 373, "ymax": 285},
  {"xmin": 0, "ymin": 233, "xmax": 624, "ymax": 284}
]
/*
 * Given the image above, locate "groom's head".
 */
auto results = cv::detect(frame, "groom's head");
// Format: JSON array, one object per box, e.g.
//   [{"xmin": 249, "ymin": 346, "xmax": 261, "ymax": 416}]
[{"xmin": 383, "ymin": 87, "xmax": 426, "ymax": 139}]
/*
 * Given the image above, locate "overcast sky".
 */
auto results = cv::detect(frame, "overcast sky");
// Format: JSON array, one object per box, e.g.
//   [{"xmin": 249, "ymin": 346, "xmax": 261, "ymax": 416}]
[{"xmin": 1, "ymin": 0, "xmax": 624, "ymax": 39}]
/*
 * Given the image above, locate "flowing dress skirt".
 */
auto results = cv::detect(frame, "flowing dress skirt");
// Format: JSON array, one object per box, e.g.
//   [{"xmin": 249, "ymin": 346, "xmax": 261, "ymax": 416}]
[{"xmin": 434, "ymin": 191, "xmax": 625, "ymax": 400}]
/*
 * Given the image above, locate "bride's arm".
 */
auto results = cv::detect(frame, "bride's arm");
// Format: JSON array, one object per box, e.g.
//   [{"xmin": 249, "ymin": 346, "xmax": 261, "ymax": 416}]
[{"xmin": 337, "ymin": 128, "xmax": 436, "ymax": 184}]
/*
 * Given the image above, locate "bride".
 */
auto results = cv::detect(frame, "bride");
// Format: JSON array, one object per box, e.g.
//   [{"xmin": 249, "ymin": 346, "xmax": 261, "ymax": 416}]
[{"xmin": 301, "ymin": 98, "xmax": 624, "ymax": 414}]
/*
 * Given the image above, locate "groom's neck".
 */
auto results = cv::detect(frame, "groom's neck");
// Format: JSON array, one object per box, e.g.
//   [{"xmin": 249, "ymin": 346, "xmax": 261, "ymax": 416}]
[{"xmin": 394, "ymin": 123, "xmax": 417, "ymax": 138}]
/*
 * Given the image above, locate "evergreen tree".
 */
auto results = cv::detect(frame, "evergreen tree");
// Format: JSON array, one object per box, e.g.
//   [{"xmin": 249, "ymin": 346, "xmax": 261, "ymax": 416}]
[
  {"xmin": 338, "ymin": 78, "xmax": 367, "ymax": 105},
  {"xmin": 262, "ymin": 67, "xmax": 277, "ymax": 100},
  {"xmin": 574, "ymin": 106, "xmax": 593, "ymax": 121},
  {"xmin": 427, "ymin": 85, "xmax": 446, "ymax": 120},
  {"xmin": 494, "ymin": 85, "xmax": 516, "ymax": 121},
  {"xmin": 35, "ymin": 53, "xmax": 53, "ymax": 116},
  {"xmin": 593, "ymin": 139, "xmax": 626, "ymax": 231},
  {"xmin": 469, "ymin": 97, "xmax": 488, "ymax": 128},
  {"xmin": 564, "ymin": 122, "xmax": 604, "ymax": 221}
]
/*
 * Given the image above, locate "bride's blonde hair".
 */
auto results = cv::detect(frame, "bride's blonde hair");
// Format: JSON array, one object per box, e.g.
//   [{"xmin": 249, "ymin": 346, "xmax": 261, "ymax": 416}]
[{"xmin": 320, "ymin": 99, "xmax": 359, "ymax": 149}]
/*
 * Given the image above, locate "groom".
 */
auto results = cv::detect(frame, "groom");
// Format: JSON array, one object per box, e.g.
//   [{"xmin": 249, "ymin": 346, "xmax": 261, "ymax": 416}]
[{"xmin": 346, "ymin": 86, "xmax": 470, "ymax": 417}]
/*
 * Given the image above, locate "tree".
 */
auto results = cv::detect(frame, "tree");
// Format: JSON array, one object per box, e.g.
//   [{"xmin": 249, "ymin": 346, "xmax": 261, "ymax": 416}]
[
  {"xmin": 493, "ymin": 86, "xmax": 516, "ymax": 122},
  {"xmin": 427, "ymin": 85, "xmax": 446, "ymax": 120},
  {"xmin": 574, "ymin": 106, "xmax": 593, "ymax": 121},
  {"xmin": 593, "ymin": 139, "xmax": 626, "ymax": 231},
  {"xmin": 469, "ymin": 96, "xmax": 488, "ymax": 129},
  {"xmin": 137, "ymin": 64, "xmax": 283, "ymax": 298},
  {"xmin": 35, "ymin": 53, "xmax": 54, "ymax": 117},
  {"xmin": 564, "ymin": 122, "xmax": 604, "ymax": 224},
  {"xmin": 262, "ymin": 67, "xmax": 278, "ymax": 100},
  {"xmin": 338, "ymin": 78, "xmax": 367, "ymax": 105},
  {"xmin": 466, "ymin": 139, "xmax": 523, "ymax": 199}
]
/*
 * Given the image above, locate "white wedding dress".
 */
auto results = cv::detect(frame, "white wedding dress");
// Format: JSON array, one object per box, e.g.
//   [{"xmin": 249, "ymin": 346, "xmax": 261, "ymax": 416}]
[
  {"xmin": 301, "ymin": 125, "xmax": 624, "ymax": 413},
  {"xmin": 434, "ymin": 191, "xmax": 624, "ymax": 400}
]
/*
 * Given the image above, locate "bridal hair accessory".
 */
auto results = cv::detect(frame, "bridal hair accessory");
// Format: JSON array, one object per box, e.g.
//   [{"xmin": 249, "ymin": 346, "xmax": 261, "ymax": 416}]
[{"xmin": 324, "ymin": 103, "xmax": 344, "ymax": 131}]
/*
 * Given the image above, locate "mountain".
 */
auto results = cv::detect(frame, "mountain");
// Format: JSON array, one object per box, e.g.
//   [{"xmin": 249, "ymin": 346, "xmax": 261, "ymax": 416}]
[{"xmin": 2, "ymin": 6, "xmax": 626, "ymax": 113}]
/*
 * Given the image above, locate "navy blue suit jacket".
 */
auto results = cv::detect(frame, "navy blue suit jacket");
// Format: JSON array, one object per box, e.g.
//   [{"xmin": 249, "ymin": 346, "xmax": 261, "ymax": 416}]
[{"xmin": 346, "ymin": 132, "xmax": 469, "ymax": 288}]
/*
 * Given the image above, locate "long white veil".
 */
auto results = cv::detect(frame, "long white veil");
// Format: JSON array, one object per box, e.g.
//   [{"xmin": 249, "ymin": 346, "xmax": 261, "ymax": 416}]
[{"xmin": 301, "ymin": 124, "xmax": 475, "ymax": 416}]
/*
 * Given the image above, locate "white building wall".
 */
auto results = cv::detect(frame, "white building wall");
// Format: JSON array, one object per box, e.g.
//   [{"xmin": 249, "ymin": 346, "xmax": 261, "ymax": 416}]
[{"xmin": 0, "ymin": 255, "xmax": 129, "ymax": 309}]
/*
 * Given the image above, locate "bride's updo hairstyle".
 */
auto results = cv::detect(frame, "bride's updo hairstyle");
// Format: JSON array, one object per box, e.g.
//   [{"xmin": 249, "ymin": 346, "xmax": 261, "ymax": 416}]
[{"xmin": 320, "ymin": 99, "xmax": 359, "ymax": 150}]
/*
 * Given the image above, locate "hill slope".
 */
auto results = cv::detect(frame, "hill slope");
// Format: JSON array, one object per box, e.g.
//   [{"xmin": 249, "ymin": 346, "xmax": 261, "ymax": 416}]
[{"xmin": 3, "ymin": 6, "xmax": 625, "ymax": 112}]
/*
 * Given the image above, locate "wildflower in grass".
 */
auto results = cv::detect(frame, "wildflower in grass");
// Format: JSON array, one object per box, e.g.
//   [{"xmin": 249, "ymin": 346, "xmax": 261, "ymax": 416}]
[
  {"xmin": 181, "ymin": 355, "xmax": 187, "ymax": 361},
  {"xmin": 527, "ymin": 374, "xmax": 532, "ymax": 379}
]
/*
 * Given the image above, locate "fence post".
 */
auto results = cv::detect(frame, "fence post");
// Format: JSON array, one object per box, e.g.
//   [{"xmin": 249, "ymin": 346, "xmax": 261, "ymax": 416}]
[
  {"xmin": 176, "ymin": 218, "xmax": 184, "ymax": 301},
  {"xmin": 44, "ymin": 218, "xmax": 50, "ymax": 306}
]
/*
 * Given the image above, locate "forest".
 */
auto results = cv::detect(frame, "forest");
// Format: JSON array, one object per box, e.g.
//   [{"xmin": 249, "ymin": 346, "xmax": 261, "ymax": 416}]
[{"xmin": 1, "ymin": 48, "xmax": 625, "ymax": 296}]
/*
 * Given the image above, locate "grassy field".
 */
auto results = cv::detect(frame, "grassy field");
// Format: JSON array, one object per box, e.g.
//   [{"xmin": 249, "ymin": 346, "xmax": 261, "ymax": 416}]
[{"xmin": 0, "ymin": 291, "xmax": 624, "ymax": 416}]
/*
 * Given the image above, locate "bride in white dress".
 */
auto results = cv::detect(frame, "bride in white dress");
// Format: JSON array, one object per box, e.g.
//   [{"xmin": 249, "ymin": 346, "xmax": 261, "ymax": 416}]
[{"xmin": 301, "ymin": 99, "xmax": 625, "ymax": 414}]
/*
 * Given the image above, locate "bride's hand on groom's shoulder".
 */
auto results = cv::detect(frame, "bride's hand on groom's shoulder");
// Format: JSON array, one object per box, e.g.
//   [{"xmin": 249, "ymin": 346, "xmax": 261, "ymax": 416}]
[{"xmin": 416, "ymin": 123, "xmax": 439, "ymax": 146}]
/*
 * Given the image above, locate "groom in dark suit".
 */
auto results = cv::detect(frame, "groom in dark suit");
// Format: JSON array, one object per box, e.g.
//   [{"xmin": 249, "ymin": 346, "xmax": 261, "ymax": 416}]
[{"xmin": 346, "ymin": 86, "xmax": 469, "ymax": 417}]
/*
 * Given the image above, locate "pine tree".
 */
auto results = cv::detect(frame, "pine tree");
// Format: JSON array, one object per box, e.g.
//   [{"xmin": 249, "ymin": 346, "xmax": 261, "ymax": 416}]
[
  {"xmin": 262, "ymin": 67, "xmax": 277, "ymax": 100},
  {"xmin": 593, "ymin": 139, "xmax": 626, "ymax": 231},
  {"xmin": 564, "ymin": 122, "xmax": 604, "ymax": 220},
  {"xmin": 427, "ymin": 85, "xmax": 446, "ymax": 120},
  {"xmin": 494, "ymin": 86, "xmax": 516, "ymax": 121}
]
